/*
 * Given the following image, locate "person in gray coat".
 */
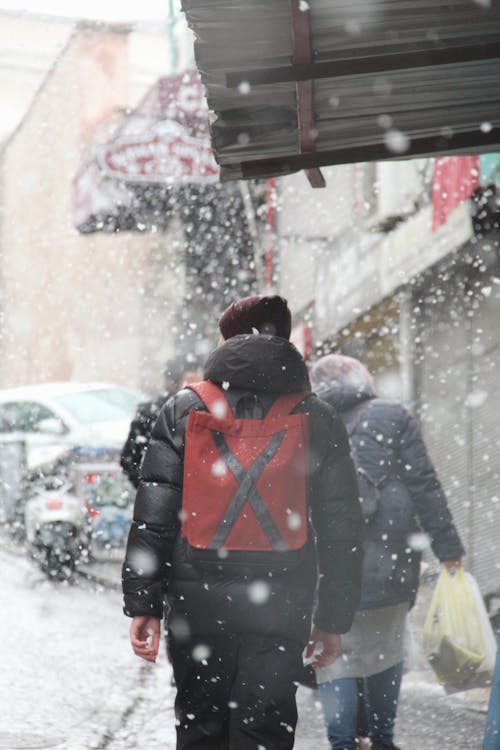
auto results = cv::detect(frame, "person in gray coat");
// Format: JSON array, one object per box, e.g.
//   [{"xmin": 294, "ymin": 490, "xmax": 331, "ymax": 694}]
[{"xmin": 310, "ymin": 353, "xmax": 465, "ymax": 750}]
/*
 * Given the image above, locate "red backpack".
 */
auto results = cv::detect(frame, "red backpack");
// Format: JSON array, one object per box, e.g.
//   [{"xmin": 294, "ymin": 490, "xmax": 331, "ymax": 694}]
[{"xmin": 181, "ymin": 381, "xmax": 310, "ymax": 570}]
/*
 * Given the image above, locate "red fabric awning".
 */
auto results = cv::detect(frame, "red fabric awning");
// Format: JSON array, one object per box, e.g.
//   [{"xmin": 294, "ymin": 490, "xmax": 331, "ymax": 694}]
[{"xmin": 432, "ymin": 156, "xmax": 480, "ymax": 232}]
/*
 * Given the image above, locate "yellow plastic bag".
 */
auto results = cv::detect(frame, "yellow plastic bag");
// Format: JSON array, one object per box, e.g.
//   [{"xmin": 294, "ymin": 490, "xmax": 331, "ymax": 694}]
[{"xmin": 423, "ymin": 567, "xmax": 487, "ymax": 691}]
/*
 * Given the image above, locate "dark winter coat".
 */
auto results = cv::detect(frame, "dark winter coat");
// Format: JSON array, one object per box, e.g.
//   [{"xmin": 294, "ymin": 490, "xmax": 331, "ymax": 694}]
[
  {"xmin": 122, "ymin": 334, "xmax": 363, "ymax": 645},
  {"xmin": 120, "ymin": 392, "xmax": 173, "ymax": 489},
  {"xmin": 318, "ymin": 382, "xmax": 465, "ymax": 610}
]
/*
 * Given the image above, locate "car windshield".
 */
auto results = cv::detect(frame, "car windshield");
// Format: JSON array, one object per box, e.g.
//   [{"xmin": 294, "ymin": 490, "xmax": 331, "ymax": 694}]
[{"xmin": 53, "ymin": 388, "xmax": 141, "ymax": 425}]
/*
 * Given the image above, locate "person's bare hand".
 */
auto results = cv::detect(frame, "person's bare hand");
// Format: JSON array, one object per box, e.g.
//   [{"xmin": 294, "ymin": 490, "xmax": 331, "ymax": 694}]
[
  {"xmin": 305, "ymin": 626, "xmax": 341, "ymax": 669},
  {"xmin": 130, "ymin": 616, "xmax": 160, "ymax": 663},
  {"xmin": 443, "ymin": 559, "xmax": 462, "ymax": 570}
]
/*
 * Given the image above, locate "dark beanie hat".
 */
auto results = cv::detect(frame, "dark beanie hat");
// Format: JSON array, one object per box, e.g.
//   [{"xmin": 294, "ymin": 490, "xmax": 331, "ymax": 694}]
[{"xmin": 219, "ymin": 295, "xmax": 292, "ymax": 340}]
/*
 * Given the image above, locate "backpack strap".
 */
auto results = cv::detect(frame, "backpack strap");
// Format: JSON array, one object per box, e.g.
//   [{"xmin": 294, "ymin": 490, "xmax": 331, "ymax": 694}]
[
  {"xmin": 187, "ymin": 381, "xmax": 233, "ymax": 417},
  {"xmin": 188, "ymin": 382, "xmax": 310, "ymax": 422},
  {"xmin": 264, "ymin": 391, "xmax": 311, "ymax": 421}
]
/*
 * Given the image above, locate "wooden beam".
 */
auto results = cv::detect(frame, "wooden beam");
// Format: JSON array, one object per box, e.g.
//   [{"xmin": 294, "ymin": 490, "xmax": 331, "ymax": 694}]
[
  {"xmin": 236, "ymin": 127, "xmax": 500, "ymax": 180},
  {"xmin": 289, "ymin": 0, "xmax": 325, "ymax": 188}
]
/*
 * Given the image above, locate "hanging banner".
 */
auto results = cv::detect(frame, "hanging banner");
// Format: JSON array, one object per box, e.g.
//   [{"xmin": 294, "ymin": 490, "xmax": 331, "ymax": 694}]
[{"xmin": 432, "ymin": 156, "xmax": 479, "ymax": 232}]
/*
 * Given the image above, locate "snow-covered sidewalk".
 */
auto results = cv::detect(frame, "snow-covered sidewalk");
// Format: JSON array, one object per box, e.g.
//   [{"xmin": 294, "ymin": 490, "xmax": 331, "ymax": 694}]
[
  {"xmin": 0, "ymin": 546, "xmax": 142, "ymax": 750},
  {"xmin": 0, "ymin": 543, "xmax": 488, "ymax": 750}
]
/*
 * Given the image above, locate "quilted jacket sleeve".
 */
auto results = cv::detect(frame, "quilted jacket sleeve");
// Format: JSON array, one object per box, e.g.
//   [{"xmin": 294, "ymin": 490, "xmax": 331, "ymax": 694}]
[
  {"xmin": 398, "ymin": 409, "xmax": 465, "ymax": 562},
  {"xmin": 308, "ymin": 397, "xmax": 363, "ymax": 634},
  {"xmin": 122, "ymin": 389, "xmax": 199, "ymax": 618},
  {"xmin": 120, "ymin": 400, "xmax": 159, "ymax": 489}
]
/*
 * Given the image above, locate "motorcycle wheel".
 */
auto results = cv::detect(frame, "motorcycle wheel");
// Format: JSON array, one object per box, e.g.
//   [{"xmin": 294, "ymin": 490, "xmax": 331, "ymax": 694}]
[
  {"xmin": 38, "ymin": 522, "xmax": 78, "ymax": 581},
  {"xmin": 45, "ymin": 546, "xmax": 75, "ymax": 581}
]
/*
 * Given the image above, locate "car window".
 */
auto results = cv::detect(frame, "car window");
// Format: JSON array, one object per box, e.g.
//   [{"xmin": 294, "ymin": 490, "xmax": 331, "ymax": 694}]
[
  {"xmin": 0, "ymin": 403, "xmax": 22, "ymax": 432},
  {"xmin": 0, "ymin": 401, "xmax": 58, "ymax": 432},
  {"xmin": 53, "ymin": 388, "xmax": 141, "ymax": 425}
]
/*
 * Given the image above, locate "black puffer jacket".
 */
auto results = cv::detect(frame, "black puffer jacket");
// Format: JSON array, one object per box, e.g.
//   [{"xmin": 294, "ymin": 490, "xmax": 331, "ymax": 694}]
[
  {"xmin": 319, "ymin": 382, "xmax": 465, "ymax": 610},
  {"xmin": 120, "ymin": 392, "xmax": 173, "ymax": 488},
  {"xmin": 122, "ymin": 335, "xmax": 363, "ymax": 644}
]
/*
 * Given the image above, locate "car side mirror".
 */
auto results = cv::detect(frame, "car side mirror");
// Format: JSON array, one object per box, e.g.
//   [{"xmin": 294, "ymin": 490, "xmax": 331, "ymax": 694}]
[{"xmin": 37, "ymin": 417, "xmax": 67, "ymax": 436}]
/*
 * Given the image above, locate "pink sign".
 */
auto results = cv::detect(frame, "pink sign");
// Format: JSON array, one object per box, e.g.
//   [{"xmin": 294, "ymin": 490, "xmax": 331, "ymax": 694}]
[{"xmin": 97, "ymin": 72, "xmax": 219, "ymax": 184}]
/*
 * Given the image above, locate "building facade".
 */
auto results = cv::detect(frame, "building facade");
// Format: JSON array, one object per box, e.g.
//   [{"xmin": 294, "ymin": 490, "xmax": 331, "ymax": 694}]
[
  {"xmin": 277, "ymin": 157, "xmax": 500, "ymax": 597},
  {"xmin": 0, "ymin": 17, "xmax": 183, "ymax": 394}
]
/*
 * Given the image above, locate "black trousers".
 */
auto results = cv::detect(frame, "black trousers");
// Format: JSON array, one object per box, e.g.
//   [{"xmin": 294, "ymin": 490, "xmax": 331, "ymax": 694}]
[{"xmin": 168, "ymin": 631, "xmax": 303, "ymax": 750}]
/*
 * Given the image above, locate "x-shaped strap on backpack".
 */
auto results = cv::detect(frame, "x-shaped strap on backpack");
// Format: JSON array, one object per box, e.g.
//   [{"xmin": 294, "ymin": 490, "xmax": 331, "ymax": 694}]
[
  {"xmin": 185, "ymin": 380, "xmax": 310, "ymax": 555},
  {"xmin": 209, "ymin": 429, "xmax": 287, "ymax": 551}
]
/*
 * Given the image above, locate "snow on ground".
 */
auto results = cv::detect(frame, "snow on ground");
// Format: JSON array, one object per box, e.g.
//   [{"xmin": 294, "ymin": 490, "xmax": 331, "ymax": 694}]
[
  {"xmin": 0, "ymin": 541, "xmax": 489, "ymax": 750},
  {"xmin": 0, "ymin": 536, "xmax": 328, "ymax": 750},
  {"xmin": 105, "ymin": 648, "xmax": 177, "ymax": 750},
  {"xmin": 0, "ymin": 542, "xmax": 351, "ymax": 750},
  {"xmin": 0, "ymin": 545, "xmax": 143, "ymax": 749}
]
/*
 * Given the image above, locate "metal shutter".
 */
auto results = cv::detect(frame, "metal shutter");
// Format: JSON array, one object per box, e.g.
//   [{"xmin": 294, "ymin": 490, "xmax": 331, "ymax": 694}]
[
  {"xmin": 418, "ymin": 275, "xmax": 469, "ymax": 566},
  {"xmin": 469, "ymin": 276, "xmax": 500, "ymax": 593}
]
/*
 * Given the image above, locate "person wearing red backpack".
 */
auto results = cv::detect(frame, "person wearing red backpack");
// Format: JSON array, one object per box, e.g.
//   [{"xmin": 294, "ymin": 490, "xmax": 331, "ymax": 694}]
[{"xmin": 122, "ymin": 295, "xmax": 363, "ymax": 750}]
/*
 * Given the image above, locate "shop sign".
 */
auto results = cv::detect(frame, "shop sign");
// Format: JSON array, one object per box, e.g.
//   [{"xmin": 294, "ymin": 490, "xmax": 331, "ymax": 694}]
[
  {"xmin": 379, "ymin": 201, "xmax": 473, "ymax": 296},
  {"xmin": 97, "ymin": 120, "xmax": 219, "ymax": 184},
  {"xmin": 96, "ymin": 72, "xmax": 219, "ymax": 184},
  {"xmin": 315, "ymin": 229, "xmax": 381, "ymax": 338}
]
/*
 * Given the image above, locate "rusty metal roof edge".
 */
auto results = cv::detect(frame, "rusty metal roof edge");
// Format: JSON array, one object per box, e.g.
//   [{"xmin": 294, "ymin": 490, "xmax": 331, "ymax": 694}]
[{"xmin": 225, "ymin": 127, "xmax": 500, "ymax": 181}]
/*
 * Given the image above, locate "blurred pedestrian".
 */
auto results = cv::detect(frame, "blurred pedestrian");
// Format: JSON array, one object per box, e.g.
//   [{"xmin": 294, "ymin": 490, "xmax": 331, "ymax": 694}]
[
  {"xmin": 310, "ymin": 353, "xmax": 465, "ymax": 750},
  {"xmin": 122, "ymin": 295, "xmax": 363, "ymax": 750},
  {"xmin": 120, "ymin": 355, "xmax": 198, "ymax": 489}
]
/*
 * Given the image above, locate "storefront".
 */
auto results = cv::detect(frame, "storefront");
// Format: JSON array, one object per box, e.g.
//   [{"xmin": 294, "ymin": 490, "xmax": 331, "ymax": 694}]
[
  {"xmin": 414, "ymin": 233, "xmax": 500, "ymax": 596},
  {"xmin": 293, "ymin": 154, "xmax": 500, "ymax": 596}
]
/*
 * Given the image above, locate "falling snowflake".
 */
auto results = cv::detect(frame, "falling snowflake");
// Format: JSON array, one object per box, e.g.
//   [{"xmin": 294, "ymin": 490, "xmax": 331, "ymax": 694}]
[
  {"xmin": 211, "ymin": 459, "xmax": 227, "ymax": 478},
  {"xmin": 192, "ymin": 643, "xmax": 212, "ymax": 662},
  {"xmin": 213, "ymin": 398, "xmax": 228, "ymax": 419},
  {"xmin": 286, "ymin": 511, "xmax": 302, "ymax": 531},
  {"xmin": 128, "ymin": 548, "xmax": 158, "ymax": 576},
  {"xmin": 408, "ymin": 532, "xmax": 430, "ymax": 551},
  {"xmin": 248, "ymin": 580, "xmax": 271, "ymax": 605},
  {"xmin": 238, "ymin": 80, "xmax": 251, "ymax": 95},
  {"xmin": 384, "ymin": 129, "xmax": 410, "ymax": 154}
]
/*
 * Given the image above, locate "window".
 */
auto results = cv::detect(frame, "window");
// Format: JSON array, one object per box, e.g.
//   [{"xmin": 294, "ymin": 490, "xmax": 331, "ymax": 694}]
[{"xmin": 0, "ymin": 401, "xmax": 58, "ymax": 432}]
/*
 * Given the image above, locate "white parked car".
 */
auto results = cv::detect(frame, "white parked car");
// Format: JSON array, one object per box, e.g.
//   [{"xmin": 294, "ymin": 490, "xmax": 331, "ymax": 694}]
[{"xmin": 0, "ymin": 382, "xmax": 144, "ymax": 469}]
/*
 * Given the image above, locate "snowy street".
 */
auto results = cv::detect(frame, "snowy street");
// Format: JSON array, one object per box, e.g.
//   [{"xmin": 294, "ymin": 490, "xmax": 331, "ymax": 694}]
[
  {"xmin": 0, "ymin": 4, "xmax": 499, "ymax": 750},
  {"xmin": 0, "ymin": 543, "xmax": 488, "ymax": 750}
]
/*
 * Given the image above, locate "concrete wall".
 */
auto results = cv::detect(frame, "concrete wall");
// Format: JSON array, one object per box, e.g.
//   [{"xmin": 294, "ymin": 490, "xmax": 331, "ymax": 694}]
[{"xmin": 0, "ymin": 14, "xmax": 74, "ymax": 145}]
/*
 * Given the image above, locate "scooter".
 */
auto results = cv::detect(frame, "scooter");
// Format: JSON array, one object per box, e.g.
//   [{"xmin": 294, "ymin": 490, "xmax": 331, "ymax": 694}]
[
  {"xmin": 24, "ymin": 471, "xmax": 91, "ymax": 581},
  {"xmin": 72, "ymin": 459, "xmax": 133, "ymax": 554}
]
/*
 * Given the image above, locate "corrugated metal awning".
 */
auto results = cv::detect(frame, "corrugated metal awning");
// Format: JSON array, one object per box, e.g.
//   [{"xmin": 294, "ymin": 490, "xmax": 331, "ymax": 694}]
[{"xmin": 181, "ymin": 0, "xmax": 500, "ymax": 185}]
